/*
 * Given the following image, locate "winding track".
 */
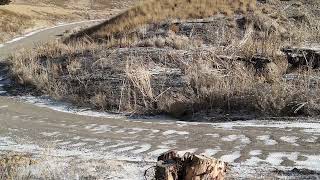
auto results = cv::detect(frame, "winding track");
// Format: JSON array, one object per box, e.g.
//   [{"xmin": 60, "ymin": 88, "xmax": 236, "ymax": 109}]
[{"xmin": 0, "ymin": 21, "xmax": 320, "ymax": 179}]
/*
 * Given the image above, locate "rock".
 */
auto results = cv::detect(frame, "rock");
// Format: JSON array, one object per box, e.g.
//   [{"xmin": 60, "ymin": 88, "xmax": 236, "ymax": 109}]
[{"xmin": 282, "ymin": 45, "xmax": 320, "ymax": 69}]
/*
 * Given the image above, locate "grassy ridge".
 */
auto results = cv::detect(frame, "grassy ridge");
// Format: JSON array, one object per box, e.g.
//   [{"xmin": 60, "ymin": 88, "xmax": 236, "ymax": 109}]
[{"xmin": 68, "ymin": 0, "xmax": 255, "ymax": 41}]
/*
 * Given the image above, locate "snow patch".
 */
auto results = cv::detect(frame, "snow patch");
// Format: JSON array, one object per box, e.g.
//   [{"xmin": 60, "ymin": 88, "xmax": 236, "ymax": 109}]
[
  {"xmin": 85, "ymin": 124, "xmax": 97, "ymax": 129},
  {"xmin": 304, "ymin": 136, "xmax": 318, "ymax": 143},
  {"xmin": 103, "ymin": 142, "xmax": 137, "ymax": 150},
  {"xmin": 249, "ymin": 150, "xmax": 262, "ymax": 156},
  {"xmin": 40, "ymin": 132, "xmax": 60, "ymax": 137},
  {"xmin": 221, "ymin": 135, "xmax": 238, "ymax": 141},
  {"xmin": 265, "ymin": 152, "xmax": 299, "ymax": 166},
  {"xmin": 280, "ymin": 136, "xmax": 299, "ymax": 146},
  {"xmin": 244, "ymin": 157, "xmax": 263, "ymax": 166},
  {"xmin": 257, "ymin": 135, "xmax": 278, "ymax": 145},
  {"xmin": 220, "ymin": 151, "xmax": 241, "ymax": 163},
  {"xmin": 205, "ymin": 133, "xmax": 220, "ymax": 138},
  {"xmin": 0, "ymin": 105, "xmax": 8, "ymax": 109},
  {"xmin": 296, "ymin": 155, "xmax": 320, "ymax": 170},
  {"xmin": 91, "ymin": 125, "xmax": 118, "ymax": 134},
  {"xmin": 201, "ymin": 149, "xmax": 220, "ymax": 157},
  {"xmin": 131, "ymin": 144, "xmax": 152, "ymax": 154},
  {"xmin": 212, "ymin": 120, "xmax": 320, "ymax": 134},
  {"xmin": 221, "ymin": 134, "xmax": 251, "ymax": 144},
  {"xmin": 70, "ymin": 142, "xmax": 87, "ymax": 147},
  {"xmin": 19, "ymin": 96, "xmax": 124, "ymax": 119},
  {"xmin": 113, "ymin": 146, "xmax": 137, "ymax": 153},
  {"xmin": 162, "ymin": 140, "xmax": 177, "ymax": 146},
  {"xmin": 162, "ymin": 130, "xmax": 189, "ymax": 136}
]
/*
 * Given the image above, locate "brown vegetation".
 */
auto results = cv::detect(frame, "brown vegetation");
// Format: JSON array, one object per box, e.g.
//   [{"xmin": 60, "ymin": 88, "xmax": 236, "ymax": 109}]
[
  {"xmin": 0, "ymin": 153, "xmax": 35, "ymax": 179},
  {"xmin": 0, "ymin": 0, "xmax": 134, "ymax": 43},
  {"xmin": 7, "ymin": 0, "xmax": 320, "ymax": 118},
  {"xmin": 0, "ymin": 9, "xmax": 33, "ymax": 42},
  {"xmin": 68, "ymin": 0, "xmax": 255, "ymax": 42}
]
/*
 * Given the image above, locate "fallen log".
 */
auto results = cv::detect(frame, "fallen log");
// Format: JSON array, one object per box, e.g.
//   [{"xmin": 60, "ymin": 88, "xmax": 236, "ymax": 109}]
[{"xmin": 155, "ymin": 150, "xmax": 228, "ymax": 180}]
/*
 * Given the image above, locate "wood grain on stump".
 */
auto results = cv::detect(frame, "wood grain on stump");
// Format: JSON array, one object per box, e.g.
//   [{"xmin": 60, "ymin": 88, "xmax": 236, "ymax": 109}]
[{"xmin": 155, "ymin": 150, "xmax": 228, "ymax": 180}]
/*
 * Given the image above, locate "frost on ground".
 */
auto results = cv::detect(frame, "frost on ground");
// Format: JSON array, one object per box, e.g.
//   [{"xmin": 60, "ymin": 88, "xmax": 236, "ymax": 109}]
[
  {"xmin": 0, "ymin": 153, "xmax": 147, "ymax": 180},
  {"xmin": 280, "ymin": 136, "xmax": 299, "ymax": 146},
  {"xmin": 257, "ymin": 135, "xmax": 278, "ymax": 146},
  {"xmin": 0, "ymin": 137, "xmax": 150, "ymax": 180}
]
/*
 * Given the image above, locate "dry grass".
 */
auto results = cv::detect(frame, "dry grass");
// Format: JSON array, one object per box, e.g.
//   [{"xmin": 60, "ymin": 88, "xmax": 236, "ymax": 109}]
[
  {"xmin": 0, "ymin": 5, "xmax": 78, "ymax": 43},
  {"xmin": 9, "ymin": 34, "xmax": 320, "ymax": 117},
  {"xmin": 68, "ymin": 0, "xmax": 255, "ymax": 41},
  {"xmin": 0, "ymin": 153, "xmax": 35, "ymax": 180},
  {"xmin": 0, "ymin": 9, "xmax": 33, "ymax": 42},
  {"xmin": 14, "ymin": 0, "xmax": 136, "ymax": 10},
  {"xmin": 0, "ymin": 0, "xmax": 134, "ymax": 43},
  {"xmin": 7, "ymin": 0, "xmax": 320, "ymax": 117}
]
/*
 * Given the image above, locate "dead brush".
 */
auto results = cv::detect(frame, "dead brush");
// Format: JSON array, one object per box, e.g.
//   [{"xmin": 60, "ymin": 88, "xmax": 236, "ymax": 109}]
[
  {"xmin": 67, "ymin": 0, "xmax": 256, "ymax": 42},
  {"xmin": 125, "ymin": 57, "xmax": 155, "ymax": 110},
  {"xmin": 185, "ymin": 50, "xmax": 258, "ymax": 112},
  {"xmin": 7, "ymin": 0, "xmax": 320, "ymax": 117},
  {"xmin": 9, "ymin": 40, "xmax": 320, "ymax": 116},
  {"xmin": 254, "ymin": 69, "xmax": 320, "ymax": 115},
  {"xmin": 290, "ymin": 21, "xmax": 320, "ymax": 44}
]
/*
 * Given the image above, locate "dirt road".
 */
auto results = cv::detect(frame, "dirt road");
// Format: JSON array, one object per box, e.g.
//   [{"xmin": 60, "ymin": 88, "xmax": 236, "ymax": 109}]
[
  {"xmin": 0, "ymin": 21, "xmax": 320, "ymax": 179},
  {"xmin": 0, "ymin": 19, "xmax": 103, "ymax": 57}
]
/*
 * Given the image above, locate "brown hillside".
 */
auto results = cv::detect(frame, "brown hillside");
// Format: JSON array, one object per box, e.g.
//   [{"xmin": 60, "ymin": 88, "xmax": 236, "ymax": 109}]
[{"xmin": 68, "ymin": 0, "xmax": 255, "ymax": 42}]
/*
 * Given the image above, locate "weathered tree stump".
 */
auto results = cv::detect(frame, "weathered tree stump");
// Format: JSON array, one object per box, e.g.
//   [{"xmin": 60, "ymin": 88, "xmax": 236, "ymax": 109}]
[
  {"xmin": 155, "ymin": 160, "xmax": 179, "ymax": 180},
  {"xmin": 155, "ymin": 150, "xmax": 228, "ymax": 180},
  {"xmin": 185, "ymin": 155, "xmax": 227, "ymax": 180}
]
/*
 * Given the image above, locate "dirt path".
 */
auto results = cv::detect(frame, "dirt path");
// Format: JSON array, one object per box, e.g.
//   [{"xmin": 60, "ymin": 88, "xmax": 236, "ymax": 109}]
[
  {"xmin": 0, "ymin": 22, "xmax": 320, "ymax": 179},
  {"xmin": 0, "ymin": 19, "xmax": 104, "ymax": 57}
]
